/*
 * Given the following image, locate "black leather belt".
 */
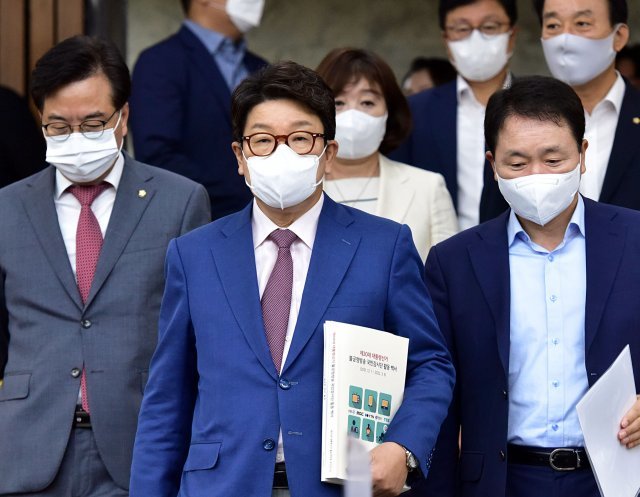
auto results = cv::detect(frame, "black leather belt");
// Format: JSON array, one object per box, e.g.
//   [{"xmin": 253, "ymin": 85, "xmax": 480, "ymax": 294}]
[
  {"xmin": 507, "ymin": 444, "xmax": 590, "ymax": 471},
  {"xmin": 73, "ymin": 409, "xmax": 91, "ymax": 429},
  {"xmin": 273, "ymin": 462, "xmax": 288, "ymax": 489}
]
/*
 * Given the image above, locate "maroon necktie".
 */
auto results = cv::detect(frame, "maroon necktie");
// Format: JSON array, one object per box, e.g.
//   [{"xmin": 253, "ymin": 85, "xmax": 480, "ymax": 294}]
[
  {"xmin": 69, "ymin": 183, "xmax": 109, "ymax": 413},
  {"xmin": 261, "ymin": 229, "xmax": 297, "ymax": 373}
]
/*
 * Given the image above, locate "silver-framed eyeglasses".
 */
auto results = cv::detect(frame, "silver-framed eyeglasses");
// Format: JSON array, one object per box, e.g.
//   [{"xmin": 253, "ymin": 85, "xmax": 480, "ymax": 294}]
[
  {"xmin": 42, "ymin": 108, "xmax": 120, "ymax": 141},
  {"xmin": 445, "ymin": 21, "xmax": 510, "ymax": 41},
  {"xmin": 243, "ymin": 131, "xmax": 325, "ymax": 157}
]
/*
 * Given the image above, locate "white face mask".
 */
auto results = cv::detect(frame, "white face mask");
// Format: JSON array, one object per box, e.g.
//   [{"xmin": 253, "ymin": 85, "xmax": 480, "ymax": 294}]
[
  {"xmin": 541, "ymin": 27, "xmax": 620, "ymax": 87},
  {"xmin": 335, "ymin": 109, "xmax": 387, "ymax": 160},
  {"xmin": 448, "ymin": 30, "xmax": 512, "ymax": 82},
  {"xmin": 45, "ymin": 112, "xmax": 122, "ymax": 183},
  {"xmin": 225, "ymin": 0, "xmax": 264, "ymax": 33},
  {"xmin": 497, "ymin": 160, "xmax": 581, "ymax": 226},
  {"xmin": 244, "ymin": 144, "xmax": 325, "ymax": 210}
]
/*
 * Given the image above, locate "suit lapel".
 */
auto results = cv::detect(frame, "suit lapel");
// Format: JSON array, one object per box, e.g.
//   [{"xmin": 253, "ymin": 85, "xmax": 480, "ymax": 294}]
[
  {"xmin": 584, "ymin": 199, "xmax": 626, "ymax": 355},
  {"xmin": 467, "ymin": 213, "xmax": 511, "ymax": 375},
  {"xmin": 376, "ymin": 156, "xmax": 413, "ymax": 223},
  {"xmin": 211, "ymin": 203, "xmax": 279, "ymax": 380},
  {"xmin": 21, "ymin": 167, "xmax": 83, "ymax": 310},
  {"xmin": 282, "ymin": 197, "xmax": 360, "ymax": 373},
  {"xmin": 179, "ymin": 26, "xmax": 232, "ymax": 126},
  {"xmin": 599, "ymin": 83, "xmax": 640, "ymax": 203},
  {"xmin": 84, "ymin": 155, "xmax": 155, "ymax": 308}
]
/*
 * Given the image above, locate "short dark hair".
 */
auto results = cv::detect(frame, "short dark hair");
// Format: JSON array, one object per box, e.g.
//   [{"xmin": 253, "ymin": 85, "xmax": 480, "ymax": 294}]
[
  {"xmin": 180, "ymin": 0, "xmax": 190, "ymax": 14},
  {"xmin": 532, "ymin": 0, "xmax": 628, "ymax": 25},
  {"xmin": 232, "ymin": 61, "xmax": 336, "ymax": 143},
  {"xmin": 402, "ymin": 57, "xmax": 457, "ymax": 88},
  {"xmin": 315, "ymin": 48, "xmax": 412, "ymax": 154},
  {"xmin": 439, "ymin": 0, "xmax": 518, "ymax": 30},
  {"xmin": 484, "ymin": 76, "xmax": 585, "ymax": 154},
  {"xmin": 30, "ymin": 35, "xmax": 130, "ymax": 112}
]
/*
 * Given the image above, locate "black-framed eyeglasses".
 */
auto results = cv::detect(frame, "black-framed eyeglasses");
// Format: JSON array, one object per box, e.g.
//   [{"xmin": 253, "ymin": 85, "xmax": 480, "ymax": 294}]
[
  {"xmin": 42, "ymin": 108, "xmax": 120, "ymax": 141},
  {"xmin": 445, "ymin": 21, "xmax": 510, "ymax": 41},
  {"xmin": 243, "ymin": 131, "xmax": 325, "ymax": 157}
]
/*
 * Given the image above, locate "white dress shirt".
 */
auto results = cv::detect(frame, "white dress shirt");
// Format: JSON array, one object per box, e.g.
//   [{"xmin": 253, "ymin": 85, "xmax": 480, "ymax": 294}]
[
  {"xmin": 580, "ymin": 72, "xmax": 625, "ymax": 201},
  {"xmin": 507, "ymin": 197, "xmax": 588, "ymax": 447},
  {"xmin": 54, "ymin": 153, "xmax": 124, "ymax": 277},
  {"xmin": 456, "ymin": 74, "xmax": 511, "ymax": 230},
  {"xmin": 251, "ymin": 194, "xmax": 324, "ymax": 462}
]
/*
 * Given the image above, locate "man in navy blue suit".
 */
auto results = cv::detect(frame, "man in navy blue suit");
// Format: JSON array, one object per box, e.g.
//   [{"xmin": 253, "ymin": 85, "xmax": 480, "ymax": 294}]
[
  {"xmin": 391, "ymin": 0, "xmax": 518, "ymax": 230},
  {"xmin": 481, "ymin": 0, "xmax": 640, "ymax": 222},
  {"xmin": 415, "ymin": 76, "xmax": 640, "ymax": 497},
  {"xmin": 130, "ymin": 0, "xmax": 267, "ymax": 219},
  {"xmin": 130, "ymin": 61, "xmax": 455, "ymax": 497}
]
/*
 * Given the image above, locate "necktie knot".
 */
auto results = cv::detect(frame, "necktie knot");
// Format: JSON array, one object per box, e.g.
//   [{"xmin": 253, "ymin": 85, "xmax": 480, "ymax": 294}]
[
  {"xmin": 69, "ymin": 183, "xmax": 109, "ymax": 207},
  {"xmin": 269, "ymin": 229, "xmax": 297, "ymax": 249}
]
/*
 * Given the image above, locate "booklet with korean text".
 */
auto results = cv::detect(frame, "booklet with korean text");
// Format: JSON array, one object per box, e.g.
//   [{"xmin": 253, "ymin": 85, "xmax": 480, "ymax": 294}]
[{"xmin": 321, "ymin": 320, "xmax": 409, "ymax": 484}]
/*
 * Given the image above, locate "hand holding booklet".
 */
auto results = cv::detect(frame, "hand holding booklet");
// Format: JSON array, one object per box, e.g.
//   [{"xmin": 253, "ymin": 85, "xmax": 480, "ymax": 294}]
[
  {"xmin": 321, "ymin": 320, "xmax": 408, "ymax": 484},
  {"xmin": 576, "ymin": 345, "xmax": 640, "ymax": 497}
]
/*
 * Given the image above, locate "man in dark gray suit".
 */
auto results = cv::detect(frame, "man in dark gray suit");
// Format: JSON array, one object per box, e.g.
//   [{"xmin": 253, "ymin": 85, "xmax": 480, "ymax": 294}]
[{"xmin": 0, "ymin": 36, "xmax": 210, "ymax": 496}]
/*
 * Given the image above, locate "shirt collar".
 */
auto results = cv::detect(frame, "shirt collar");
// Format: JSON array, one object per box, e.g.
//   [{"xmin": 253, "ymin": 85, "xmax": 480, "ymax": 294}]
[
  {"xmin": 252, "ymin": 194, "xmax": 325, "ymax": 250},
  {"xmin": 591, "ymin": 71, "xmax": 625, "ymax": 116},
  {"xmin": 183, "ymin": 19, "xmax": 246, "ymax": 56},
  {"xmin": 507, "ymin": 194, "xmax": 586, "ymax": 247},
  {"xmin": 456, "ymin": 72, "xmax": 513, "ymax": 103},
  {"xmin": 55, "ymin": 152, "xmax": 125, "ymax": 199}
]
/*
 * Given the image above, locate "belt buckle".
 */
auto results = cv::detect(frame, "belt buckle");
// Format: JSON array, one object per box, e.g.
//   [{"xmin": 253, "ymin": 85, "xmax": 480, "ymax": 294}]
[{"xmin": 549, "ymin": 448, "xmax": 580, "ymax": 471}]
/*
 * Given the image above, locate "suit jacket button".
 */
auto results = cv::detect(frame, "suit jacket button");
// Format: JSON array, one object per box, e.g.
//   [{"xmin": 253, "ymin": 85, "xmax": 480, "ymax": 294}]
[
  {"xmin": 81, "ymin": 319, "xmax": 92, "ymax": 329},
  {"xmin": 499, "ymin": 450, "xmax": 506, "ymax": 461},
  {"xmin": 263, "ymin": 439, "xmax": 276, "ymax": 451},
  {"xmin": 279, "ymin": 378, "xmax": 291, "ymax": 390},
  {"xmin": 70, "ymin": 368, "xmax": 81, "ymax": 378},
  {"xmin": 502, "ymin": 390, "xmax": 508, "ymax": 399}
]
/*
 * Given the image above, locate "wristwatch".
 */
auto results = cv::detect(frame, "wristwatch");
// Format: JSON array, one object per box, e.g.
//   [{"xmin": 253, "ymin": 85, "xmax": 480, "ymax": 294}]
[{"xmin": 402, "ymin": 446, "xmax": 419, "ymax": 472}]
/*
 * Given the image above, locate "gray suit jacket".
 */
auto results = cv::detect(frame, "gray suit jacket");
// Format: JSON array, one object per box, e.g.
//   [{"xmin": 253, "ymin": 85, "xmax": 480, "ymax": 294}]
[{"xmin": 0, "ymin": 153, "xmax": 210, "ymax": 493}]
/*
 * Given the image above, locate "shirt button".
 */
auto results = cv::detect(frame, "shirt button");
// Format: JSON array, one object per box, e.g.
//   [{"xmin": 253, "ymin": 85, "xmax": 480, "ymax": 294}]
[
  {"xmin": 548, "ymin": 255, "xmax": 554, "ymax": 262},
  {"xmin": 552, "ymin": 424, "xmax": 559, "ymax": 431},
  {"xmin": 262, "ymin": 438, "xmax": 276, "ymax": 451},
  {"xmin": 552, "ymin": 380, "xmax": 560, "ymax": 388},
  {"xmin": 552, "ymin": 338, "xmax": 559, "ymax": 345},
  {"xmin": 279, "ymin": 378, "xmax": 291, "ymax": 390},
  {"xmin": 550, "ymin": 295, "xmax": 558, "ymax": 303},
  {"xmin": 70, "ymin": 368, "xmax": 81, "ymax": 378},
  {"xmin": 81, "ymin": 319, "xmax": 92, "ymax": 329}
]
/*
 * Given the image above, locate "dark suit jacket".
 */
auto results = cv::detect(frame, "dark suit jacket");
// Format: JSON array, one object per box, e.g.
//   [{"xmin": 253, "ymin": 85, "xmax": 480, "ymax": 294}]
[
  {"xmin": 417, "ymin": 197, "xmax": 640, "ymax": 497},
  {"xmin": 130, "ymin": 26, "xmax": 267, "ymax": 220},
  {"xmin": 130, "ymin": 195, "xmax": 455, "ymax": 497},
  {"xmin": 480, "ymin": 81, "xmax": 640, "ymax": 222},
  {"xmin": 0, "ymin": 154, "xmax": 210, "ymax": 493},
  {"xmin": 0, "ymin": 86, "xmax": 46, "ymax": 188}
]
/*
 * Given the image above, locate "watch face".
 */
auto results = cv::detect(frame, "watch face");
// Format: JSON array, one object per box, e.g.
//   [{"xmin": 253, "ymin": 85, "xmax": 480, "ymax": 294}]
[{"xmin": 407, "ymin": 450, "xmax": 418, "ymax": 470}]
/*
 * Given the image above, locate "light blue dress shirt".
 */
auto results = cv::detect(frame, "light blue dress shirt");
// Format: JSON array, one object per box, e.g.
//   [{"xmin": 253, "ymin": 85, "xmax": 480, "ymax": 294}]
[
  {"xmin": 507, "ymin": 196, "xmax": 589, "ymax": 448},
  {"xmin": 184, "ymin": 20, "xmax": 249, "ymax": 91}
]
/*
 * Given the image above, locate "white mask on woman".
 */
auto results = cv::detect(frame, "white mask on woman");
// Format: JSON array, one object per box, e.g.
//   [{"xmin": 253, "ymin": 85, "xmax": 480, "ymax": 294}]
[
  {"xmin": 496, "ymin": 160, "xmax": 581, "ymax": 226},
  {"xmin": 448, "ymin": 30, "xmax": 512, "ymax": 82},
  {"xmin": 45, "ymin": 112, "xmax": 122, "ymax": 183},
  {"xmin": 244, "ymin": 144, "xmax": 325, "ymax": 210},
  {"xmin": 541, "ymin": 26, "xmax": 620, "ymax": 87},
  {"xmin": 335, "ymin": 109, "xmax": 387, "ymax": 160}
]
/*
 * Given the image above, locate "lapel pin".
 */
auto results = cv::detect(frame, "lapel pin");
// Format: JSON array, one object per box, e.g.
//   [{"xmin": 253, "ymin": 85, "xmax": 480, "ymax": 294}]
[
  {"xmin": 633, "ymin": 117, "xmax": 640, "ymax": 125},
  {"xmin": 138, "ymin": 189, "xmax": 147, "ymax": 198}
]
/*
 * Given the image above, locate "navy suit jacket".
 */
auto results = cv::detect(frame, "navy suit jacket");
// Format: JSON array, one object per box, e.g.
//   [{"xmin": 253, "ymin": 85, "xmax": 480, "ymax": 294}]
[
  {"xmin": 480, "ymin": 81, "xmax": 640, "ymax": 222},
  {"xmin": 130, "ymin": 26, "xmax": 267, "ymax": 220},
  {"xmin": 416, "ymin": 197, "xmax": 640, "ymax": 497},
  {"xmin": 130, "ymin": 195, "xmax": 455, "ymax": 497}
]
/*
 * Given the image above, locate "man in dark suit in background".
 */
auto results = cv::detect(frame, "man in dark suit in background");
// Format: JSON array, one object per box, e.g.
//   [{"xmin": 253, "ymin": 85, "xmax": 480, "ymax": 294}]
[
  {"xmin": 0, "ymin": 85, "xmax": 46, "ymax": 188},
  {"xmin": 417, "ymin": 76, "xmax": 640, "ymax": 497},
  {"xmin": 130, "ymin": 0, "xmax": 267, "ymax": 220},
  {"xmin": 481, "ymin": 0, "xmax": 640, "ymax": 221},
  {"xmin": 0, "ymin": 35, "xmax": 210, "ymax": 495}
]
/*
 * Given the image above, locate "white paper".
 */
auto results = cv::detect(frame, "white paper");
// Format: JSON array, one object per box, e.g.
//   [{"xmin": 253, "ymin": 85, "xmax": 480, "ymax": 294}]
[
  {"xmin": 344, "ymin": 439, "xmax": 373, "ymax": 497},
  {"xmin": 576, "ymin": 345, "xmax": 640, "ymax": 497}
]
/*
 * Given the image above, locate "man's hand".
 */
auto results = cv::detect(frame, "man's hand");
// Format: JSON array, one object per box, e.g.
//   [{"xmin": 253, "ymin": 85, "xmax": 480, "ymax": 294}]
[
  {"xmin": 370, "ymin": 442, "xmax": 408, "ymax": 497},
  {"xmin": 619, "ymin": 395, "xmax": 640, "ymax": 448}
]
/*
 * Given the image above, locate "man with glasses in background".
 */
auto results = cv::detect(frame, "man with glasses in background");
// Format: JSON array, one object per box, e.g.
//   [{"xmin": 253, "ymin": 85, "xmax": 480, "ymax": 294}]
[
  {"xmin": 392, "ymin": 0, "xmax": 518, "ymax": 230},
  {"xmin": 130, "ymin": 61, "xmax": 455, "ymax": 497},
  {"xmin": 0, "ymin": 35, "xmax": 210, "ymax": 496}
]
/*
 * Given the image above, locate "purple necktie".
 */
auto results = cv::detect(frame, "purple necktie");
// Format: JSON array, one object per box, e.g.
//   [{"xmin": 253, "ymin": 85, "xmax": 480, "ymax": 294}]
[
  {"xmin": 262, "ymin": 229, "xmax": 297, "ymax": 373},
  {"xmin": 69, "ymin": 183, "xmax": 109, "ymax": 413}
]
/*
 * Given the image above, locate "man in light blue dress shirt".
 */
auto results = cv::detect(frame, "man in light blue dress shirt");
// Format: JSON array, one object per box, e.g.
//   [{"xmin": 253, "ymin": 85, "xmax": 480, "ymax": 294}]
[{"xmin": 413, "ymin": 76, "xmax": 640, "ymax": 497}]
